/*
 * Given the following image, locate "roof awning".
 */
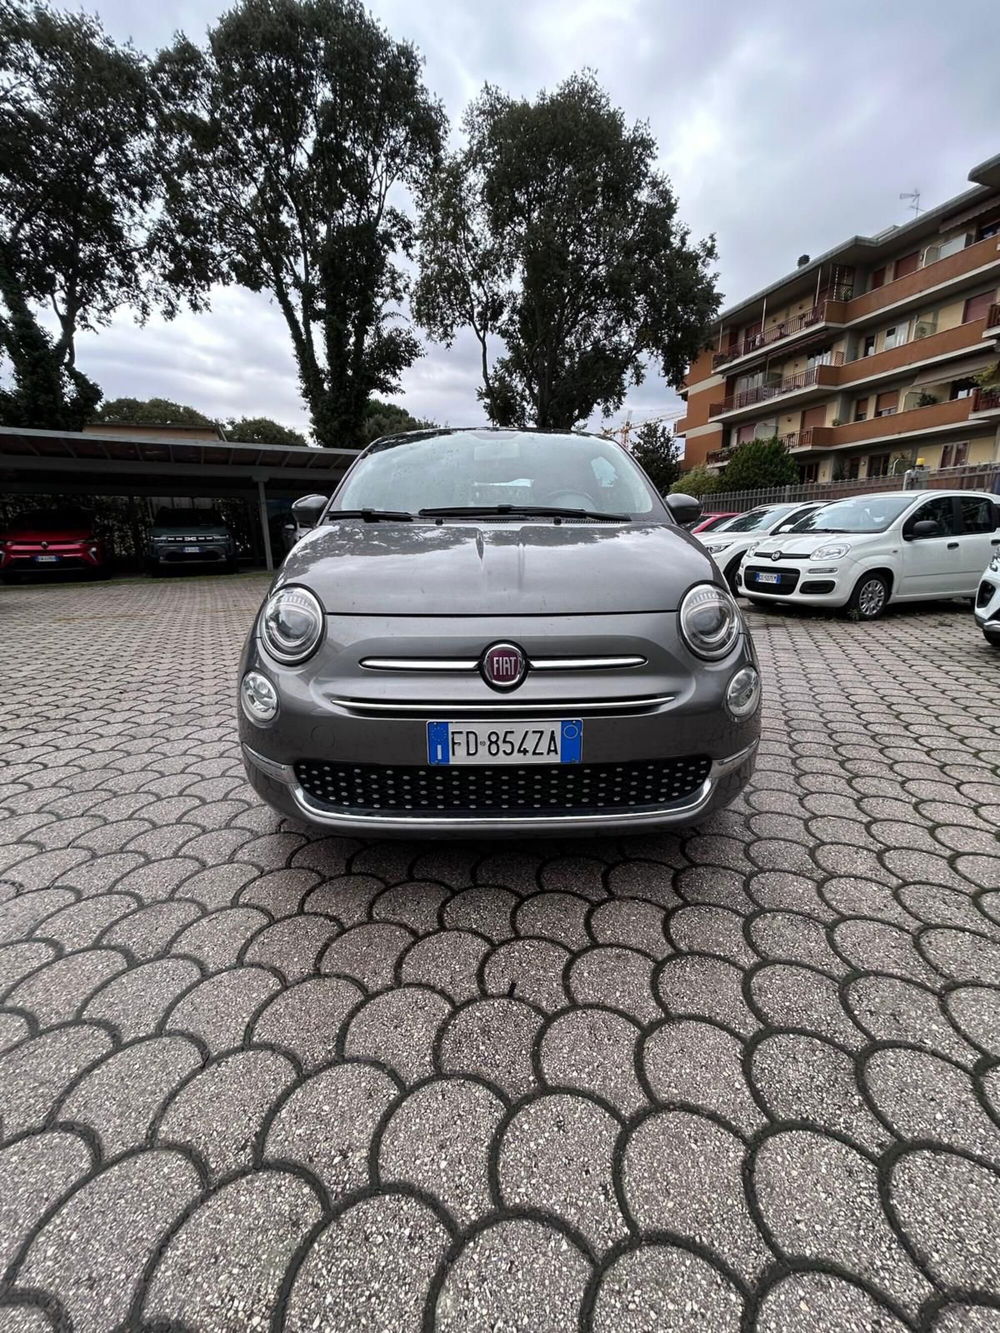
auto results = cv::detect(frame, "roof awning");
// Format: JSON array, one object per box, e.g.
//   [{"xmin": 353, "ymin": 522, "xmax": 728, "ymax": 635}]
[
  {"xmin": 911, "ymin": 351, "xmax": 997, "ymax": 386},
  {"xmin": 941, "ymin": 195, "xmax": 1000, "ymax": 231}
]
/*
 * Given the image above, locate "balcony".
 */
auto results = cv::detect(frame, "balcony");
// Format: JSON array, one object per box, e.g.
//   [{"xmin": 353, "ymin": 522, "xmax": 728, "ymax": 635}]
[
  {"xmin": 986, "ymin": 303, "xmax": 1000, "ymax": 333},
  {"xmin": 712, "ymin": 296, "xmax": 850, "ymax": 371},
  {"xmin": 793, "ymin": 397, "xmax": 973, "ymax": 450},
  {"xmin": 843, "ymin": 234, "xmax": 1000, "ymax": 323},
  {"xmin": 709, "ymin": 357, "xmax": 843, "ymax": 419},
  {"xmin": 971, "ymin": 387, "xmax": 1000, "ymax": 415},
  {"xmin": 837, "ymin": 316, "xmax": 989, "ymax": 387},
  {"xmin": 706, "ymin": 431, "xmax": 801, "ymax": 466}
]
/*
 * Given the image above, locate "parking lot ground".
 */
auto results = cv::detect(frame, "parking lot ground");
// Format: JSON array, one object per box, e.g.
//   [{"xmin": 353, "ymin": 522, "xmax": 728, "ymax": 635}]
[{"xmin": 1, "ymin": 574, "xmax": 1000, "ymax": 1332}]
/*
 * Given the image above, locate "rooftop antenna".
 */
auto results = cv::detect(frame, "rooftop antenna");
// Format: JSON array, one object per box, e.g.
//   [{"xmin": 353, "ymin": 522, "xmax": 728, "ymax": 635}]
[{"xmin": 900, "ymin": 189, "xmax": 922, "ymax": 218}]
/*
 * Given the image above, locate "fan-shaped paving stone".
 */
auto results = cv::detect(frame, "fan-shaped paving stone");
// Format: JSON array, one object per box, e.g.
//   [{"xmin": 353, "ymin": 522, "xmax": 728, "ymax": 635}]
[
  {"xmin": 931, "ymin": 1304, "xmax": 1000, "ymax": 1331},
  {"xmin": 0, "ymin": 1024, "xmax": 113, "ymax": 1135},
  {"xmin": 539, "ymin": 1007, "xmax": 644, "ymax": 1116},
  {"xmin": 378, "ymin": 1077, "xmax": 504, "ymax": 1226},
  {"xmin": 0, "ymin": 941, "xmax": 58, "ymax": 994},
  {"xmin": 241, "ymin": 913, "xmax": 342, "ymax": 983},
  {"xmin": 481, "ymin": 937, "xmax": 572, "ymax": 1011},
  {"xmin": 0, "ymin": 1130, "xmax": 93, "ymax": 1272},
  {"xmin": 567, "ymin": 946, "xmax": 660, "ymax": 1023},
  {"xmin": 590, "ymin": 897, "xmax": 671, "ymax": 957},
  {"xmin": 642, "ymin": 1019, "xmax": 763, "ymax": 1132},
  {"xmin": 0, "ymin": 1011, "xmax": 32, "ymax": 1054},
  {"xmin": 755, "ymin": 1271, "xmax": 910, "ymax": 1333},
  {"xmin": 750, "ymin": 963, "xmax": 866, "ymax": 1049},
  {"xmin": 4, "ymin": 947, "xmax": 127, "ymax": 1028},
  {"xmin": 398, "ymin": 930, "xmax": 490, "ymax": 1001},
  {"xmin": 498, "ymin": 1092, "xmax": 624, "ymax": 1252},
  {"xmin": 34, "ymin": 894, "xmax": 137, "ymax": 951},
  {"xmin": 112, "ymin": 857, "xmax": 203, "ymax": 903},
  {"xmin": 81, "ymin": 956, "xmax": 202, "ymax": 1041},
  {"xmin": 921, "ymin": 927, "xmax": 1000, "ymax": 985},
  {"xmin": 749, "ymin": 910, "xmax": 844, "ymax": 972},
  {"xmin": 442, "ymin": 885, "xmax": 518, "ymax": 940},
  {"xmin": 750, "ymin": 1032, "xmax": 889, "ymax": 1152},
  {"xmin": 833, "ymin": 918, "xmax": 939, "ymax": 984},
  {"xmin": 237, "ymin": 869, "xmax": 319, "ymax": 917},
  {"xmin": 58, "ymin": 1036, "xmax": 203, "ymax": 1157},
  {"xmin": 181, "ymin": 863, "xmax": 259, "ymax": 910},
  {"xmin": 891, "ymin": 1149, "xmax": 1000, "ymax": 1290},
  {"xmin": 591, "ymin": 1245, "xmax": 743, "ymax": 1333},
  {"xmin": 286, "ymin": 1193, "xmax": 449, "ymax": 1333},
  {"xmin": 168, "ymin": 905, "xmax": 270, "ymax": 970},
  {"xmin": 300, "ymin": 873, "xmax": 382, "ymax": 925},
  {"xmin": 900, "ymin": 883, "xmax": 997, "ymax": 933},
  {"xmin": 157, "ymin": 1048, "xmax": 296, "ymax": 1180},
  {"xmin": 435, "ymin": 1218, "xmax": 590, "ymax": 1333},
  {"xmin": 674, "ymin": 865, "xmax": 753, "ymax": 911},
  {"xmin": 343, "ymin": 986, "xmax": 452, "ymax": 1083},
  {"xmin": 163, "ymin": 966, "xmax": 281, "ymax": 1052},
  {"xmin": 753, "ymin": 1129, "xmax": 934, "ymax": 1314},
  {"xmin": 14, "ymin": 1149, "xmax": 201, "ymax": 1333},
  {"xmin": 865, "ymin": 1047, "xmax": 1000, "ymax": 1158},
  {"xmin": 439, "ymin": 997, "xmax": 542, "ymax": 1099},
  {"xmin": 655, "ymin": 954, "xmax": 758, "ymax": 1035},
  {"xmin": 142, "ymin": 1169, "xmax": 323, "ymax": 1332},
  {"xmin": 0, "ymin": 889, "xmax": 77, "ymax": 944},
  {"xmin": 319, "ymin": 922, "xmax": 414, "ymax": 992},
  {"xmin": 513, "ymin": 892, "xmax": 591, "ymax": 950},
  {"xmin": 668, "ymin": 905, "xmax": 754, "ymax": 965},
  {"xmin": 99, "ymin": 901, "xmax": 203, "ymax": 961},
  {"xmin": 371, "ymin": 881, "xmax": 450, "ymax": 933},
  {"xmin": 250, "ymin": 975, "xmax": 363, "ymax": 1070},
  {"xmin": 945, "ymin": 986, "xmax": 1000, "ymax": 1056},
  {"xmin": 0, "ymin": 1304, "xmax": 57, "ymax": 1332},
  {"xmin": 623, "ymin": 1110, "xmax": 769, "ymax": 1284},
  {"xmin": 846, "ymin": 975, "xmax": 977, "ymax": 1064},
  {"xmin": 264, "ymin": 1061, "xmax": 398, "ymax": 1198}
]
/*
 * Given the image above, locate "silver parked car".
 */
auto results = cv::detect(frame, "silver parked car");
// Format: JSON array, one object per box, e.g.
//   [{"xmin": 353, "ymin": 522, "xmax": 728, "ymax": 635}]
[{"xmin": 238, "ymin": 428, "xmax": 761, "ymax": 837}]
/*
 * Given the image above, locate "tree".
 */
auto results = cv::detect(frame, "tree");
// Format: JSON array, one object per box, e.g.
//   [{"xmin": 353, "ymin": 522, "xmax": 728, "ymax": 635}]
[
  {"xmin": 95, "ymin": 397, "xmax": 213, "ymax": 426},
  {"xmin": 671, "ymin": 465, "xmax": 719, "ymax": 498},
  {"xmin": 0, "ymin": 1, "xmax": 164, "ymax": 428},
  {"xmin": 720, "ymin": 436, "xmax": 799, "ymax": 491},
  {"xmin": 629, "ymin": 421, "xmax": 682, "ymax": 495},
  {"xmin": 226, "ymin": 416, "xmax": 308, "ymax": 447},
  {"xmin": 362, "ymin": 398, "xmax": 434, "ymax": 444},
  {"xmin": 413, "ymin": 72, "xmax": 720, "ymax": 430},
  {"xmin": 154, "ymin": 0, "xmax": 446, "ymax": 448}
]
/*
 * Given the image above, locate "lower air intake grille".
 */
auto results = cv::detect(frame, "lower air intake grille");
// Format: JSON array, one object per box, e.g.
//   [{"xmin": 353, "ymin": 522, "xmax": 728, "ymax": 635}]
[{"xmin": 294, "ymin": 756, "xmax": 713, "ymax": 816}]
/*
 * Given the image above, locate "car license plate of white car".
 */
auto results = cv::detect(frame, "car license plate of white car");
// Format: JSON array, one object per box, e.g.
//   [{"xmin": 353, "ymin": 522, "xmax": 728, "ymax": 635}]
[
  {"xmin": 183, "ymin": 545, "xmax": 201, "ymax": 554},
  {"xmin": 34, "ymin": 555, "xmax": 59, "ymax": 563},
  {"xmin": 755, "ymin": 572, "xmax": 781, "ymax": 584},
  {"xmin": 427, "ymin": 720, "xmax": 583, "ymax": 765}
]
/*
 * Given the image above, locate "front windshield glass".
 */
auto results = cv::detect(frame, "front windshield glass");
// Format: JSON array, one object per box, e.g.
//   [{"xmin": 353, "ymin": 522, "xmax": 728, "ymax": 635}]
[
  {"xmin": 715, "ymin": 505, "xmax": 794, "ymax": 535},
  {"xmin": 790, "ymin": 494, "xmax": 915, "ymax": 534},
  {"xmin": 11, "ymin": 508, "xmax": 91, "ymax": 531},
  {"xmin": 331, "ymin": 430, "xmax": 664, "ymax": 518}
]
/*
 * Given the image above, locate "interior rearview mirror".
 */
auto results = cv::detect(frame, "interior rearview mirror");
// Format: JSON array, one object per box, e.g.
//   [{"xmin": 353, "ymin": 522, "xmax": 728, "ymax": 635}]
[
  {"xmin": 291, "ymin": 494, "xmax": 329, "ymax": 528},
  {"xmin": 665, "ymin": 493, "xmax": 702, "ymax": 528}
]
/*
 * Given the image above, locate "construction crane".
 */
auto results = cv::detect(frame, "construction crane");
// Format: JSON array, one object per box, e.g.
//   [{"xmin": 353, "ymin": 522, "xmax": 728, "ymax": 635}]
[{"xmin": 606, "ymin": 407, "xmax": 686, "ymax": 450}]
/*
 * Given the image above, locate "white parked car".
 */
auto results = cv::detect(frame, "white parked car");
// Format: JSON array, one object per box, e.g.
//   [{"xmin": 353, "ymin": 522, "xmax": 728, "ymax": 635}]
[
  {"xmin": 738, "ymin": 490, "xmax": 1000, "ymax": 620},
  {"xmin": 974, "ymin": 551, "xmax": 1000, "ymax": 646},
  {"xmin": 698, "ymin": 501, "xmax": 827, "ymax": 593}
]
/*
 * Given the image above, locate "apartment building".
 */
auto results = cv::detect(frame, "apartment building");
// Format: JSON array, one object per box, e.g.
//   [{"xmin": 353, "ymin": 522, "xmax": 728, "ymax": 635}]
[{"xmin": 677, "ymin": 152, "xmax": 1000, "ymax": 482}]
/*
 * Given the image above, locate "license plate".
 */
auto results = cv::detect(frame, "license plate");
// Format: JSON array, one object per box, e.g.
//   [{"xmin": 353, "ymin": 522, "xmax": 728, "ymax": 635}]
[
  {"xmin": 755, "ymin": 571, "xmax": 781, "ymax": 584},
  {"xmin": 35, "ymin": 555, "xmax": 59, "ymax": 563},
  {"xmin": 183, "ymin": 546, "xmax": 201, "ymax": 554},
  {"xmin": 427, "ymin": 720, "xmax": 582, "ymax": 765}
]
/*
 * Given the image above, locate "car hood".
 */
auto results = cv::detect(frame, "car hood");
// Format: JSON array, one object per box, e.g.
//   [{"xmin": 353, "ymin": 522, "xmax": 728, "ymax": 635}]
[
  {"xmin": 278, "ymin": 519, "xmax": 717, "ymax": 615},
  {"xmin": 5, "ymin": 526, "xmax": 93, "ymax": 542},
  {"xmin": 751, "ymin": 531, "xmax": 866, "ymax": 556},
  {"xmin": 151, "ymin": 526, "xmax": 230, "ymax": 539}
]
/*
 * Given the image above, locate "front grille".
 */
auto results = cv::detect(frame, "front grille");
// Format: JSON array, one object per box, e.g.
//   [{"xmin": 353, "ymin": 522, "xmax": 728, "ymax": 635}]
[
  {"xmin": 744, "ymin": 565, "xmax": 801, "ymax": 596},
  {"xmin": 294, "ymin": 756, "xmax": 713, "ymax": 817},
  {"xmin": 977, "ymin": 580, "xmax": 994, "ymax": 608}
]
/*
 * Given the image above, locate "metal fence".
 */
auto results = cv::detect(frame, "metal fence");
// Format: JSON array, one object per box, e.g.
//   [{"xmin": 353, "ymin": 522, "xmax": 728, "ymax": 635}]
[{"xmin": 699, "ymin": 463, "xmax": 1000, "ymax": 513}]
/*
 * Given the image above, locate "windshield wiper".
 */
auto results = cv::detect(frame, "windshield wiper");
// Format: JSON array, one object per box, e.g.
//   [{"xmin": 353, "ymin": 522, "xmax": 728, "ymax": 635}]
[
  {"xmin": 418, "ymin": 505, "xmax": 630, "ymax": 521},
  {"xmin": 803, "ymin": 527, "xmax": 847, "ymax": 534},
  {"xmin": 326, "ymin": 508, "xmax": 413, "ymax": 522}
]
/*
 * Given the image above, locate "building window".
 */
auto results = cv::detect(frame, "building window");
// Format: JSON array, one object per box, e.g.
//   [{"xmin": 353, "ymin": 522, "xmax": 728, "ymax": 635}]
[
  {"xmin": 844, "ymin": 458, "xmax": 861, "ymax": 480},
  {"xmin": 893, "ymin": 252, "xmax": 920, "ymax": 279},
  {"xmin": 870, "ymin": 267, "xmax": 886, "ymax": 291},
  {"xmin": 978, "ymin": 220, "xmax": 1000, "ymax": 241},
  {"xmin": 798, "ymin": 461, "xmax": 819, "ymax": 483},
  {"xmin": 940, "ymin": 442, "xmax": 969, "ymax": 469},
  {"xmin": 862, "ymin": 334, "xmax": 876, "ymax": 357},
  {"xmin": 963, "ymin": 291, "xmax": 996, "ymax": 323},
  {"xmin": 883, "ymin": 325, "xmax": 907, "ymax": 351},
  {"xmin": 853, "ymin": 397, "xmax": 869, "ymax": 422},
  {"xmin": 735, "ymin": 424, "xmax": 756, "ymax": 445},
  {"xmin": 868, "ymin": 453, "xmax": 891, "ymax": 478},
  {"xmin": 875, "ymin": 390, "xmax": 899, "ymax": 417},
  {"xmin": 950, "ymin": 378, "xmax": 977, "ymax": 401},
  {"xmin": 913, "ymin": 312, "xmax": 938, "ymax": 339}
]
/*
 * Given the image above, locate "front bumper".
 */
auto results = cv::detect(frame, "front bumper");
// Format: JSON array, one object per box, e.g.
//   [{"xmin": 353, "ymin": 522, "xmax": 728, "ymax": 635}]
[
  {"xmin": 2, "ymin": 547, "xmax": 103, "ymax": 573},
  {"xmin": 973, "ymin": 570, "xmax": 1000, "ymax": 634},
  {"xmin": 737, "ymin": 558, "xmax": 856, "ymax": 607},
  {"xmin": 149, "ymin": 543, "xmax": 233, "ymax": 566}
]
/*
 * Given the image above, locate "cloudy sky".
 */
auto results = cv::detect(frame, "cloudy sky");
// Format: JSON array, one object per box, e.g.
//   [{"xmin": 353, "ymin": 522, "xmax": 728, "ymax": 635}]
[{"xmin": 76, "ymin": 0, "xmax": 1000, "ymax": 441}]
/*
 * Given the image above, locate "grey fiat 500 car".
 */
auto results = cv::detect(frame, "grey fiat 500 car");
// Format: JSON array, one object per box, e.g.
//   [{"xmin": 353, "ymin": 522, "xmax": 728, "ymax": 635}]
[{"xmin": 238, "ymin": 428, "xmax": 761, "ymax": 836}]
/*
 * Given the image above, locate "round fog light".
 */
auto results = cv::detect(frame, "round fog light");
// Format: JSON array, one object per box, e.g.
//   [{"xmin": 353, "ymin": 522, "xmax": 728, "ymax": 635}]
[
  {"xmin": 726, "ymin": 665, "xmax": 761, "ymax": 719},
  {"xmin": 241, "ymin": 671, "xmax": 278, "ymax": 723}
]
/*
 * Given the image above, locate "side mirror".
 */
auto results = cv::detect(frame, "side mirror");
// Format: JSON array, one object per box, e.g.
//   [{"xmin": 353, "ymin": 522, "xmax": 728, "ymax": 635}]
[
  {"xmin": 908, "ymin": 519, "xmax": 941, "ymax": 540},
  {"xmin": 665, "ymin": 493, "xmax": 702, "ymax": 528},
  {"xmin": 291, "ymin": 494, "xmax": 329, "ymax": 528}
]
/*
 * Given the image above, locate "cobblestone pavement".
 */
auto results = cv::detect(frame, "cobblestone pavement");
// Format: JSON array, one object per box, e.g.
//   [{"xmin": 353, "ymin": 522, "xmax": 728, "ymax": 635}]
[{"xmin": 1, "ymin": 574, "xmax": 1000, "ymax": 1333}]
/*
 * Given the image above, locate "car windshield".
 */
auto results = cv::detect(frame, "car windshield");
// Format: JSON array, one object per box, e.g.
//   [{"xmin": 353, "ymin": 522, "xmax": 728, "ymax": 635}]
[
  {"xmin": 154, "ymin": 508, "xmax": 225, "ymax": 528},
  {"xmin": 790, "ymin": 494, "xmax": 916, "ymax": 534},
  {"xmin": 331, "ymin": 429, "xmax": 664, "ymax": 518},
  {"xmin": 715, "ymin": 505, "xmax": 796, "ymax": 534},
  {"xmin": 10, "ymin": 508, "xmax": 91, "ymax": 532}
]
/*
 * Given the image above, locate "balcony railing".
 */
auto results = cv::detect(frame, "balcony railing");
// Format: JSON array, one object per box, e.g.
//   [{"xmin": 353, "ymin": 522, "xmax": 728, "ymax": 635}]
[
  {"xmin": 712, "ymin": 292, "xmax": 852, "ymax": 370},
  {"xmin": 971, "ymin": 386, "xmax": 1000, "ymax": 413},
  {"xmin": 707, "ymin": 431, "xmax": 801, "ymax": 464},
  {"xmin": 708, "ymin": 355, "xmax": 844, "ymax": 417},
  {"xmin": 793, "ymin": 397, "xmax": 972, "ymax": 450},
  {"xmin": 843, "ymin": 234, "xmax": 1000, "ymax": 323}
]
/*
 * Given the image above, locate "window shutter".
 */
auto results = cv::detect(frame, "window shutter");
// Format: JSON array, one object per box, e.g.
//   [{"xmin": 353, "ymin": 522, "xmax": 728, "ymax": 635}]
[
  {"xmin": 875, "ymin": 391, "xmax": 899, "ymax": 415},
  {"xmin": 894, "ymin": 253, "xmax": 920, "ymax": 278},
  {"xmin": 963, "ymin": 291, "xmax": 995, "ymax": 323}
]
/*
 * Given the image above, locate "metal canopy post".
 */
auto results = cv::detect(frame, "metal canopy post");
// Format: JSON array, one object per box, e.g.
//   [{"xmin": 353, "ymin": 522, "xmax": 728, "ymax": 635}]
[{"xmin": 257, "ymin": 476, "xmax": 274, "ymax": 571}]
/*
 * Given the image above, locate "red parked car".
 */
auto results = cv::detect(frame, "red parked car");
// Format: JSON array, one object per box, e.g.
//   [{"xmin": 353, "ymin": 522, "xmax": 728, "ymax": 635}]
[
  {"xmin": 690, "ymin": 511, "xmax": 739, "ymax": 534},
  {"xmin": 0, "ymin": 507, "xmax": 112, "ymax": 581}
]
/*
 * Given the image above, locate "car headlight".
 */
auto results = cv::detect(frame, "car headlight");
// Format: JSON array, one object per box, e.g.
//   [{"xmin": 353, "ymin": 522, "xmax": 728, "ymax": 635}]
[
  {"xmin": 704, "ymin": 541, "xmax": 730, "ymax": 553},
  {"xmin": 241, "ymin": 671, "xmax": 279, "ymax": 722},
  {"xmin": 679, "ymin": 583, "xmax": 742, "ymax": 660},
  {"xmin": 726, "ymin": 665, "xmax": 761, "ymax": 718},
  {"xmin": 810, "ymin": 544, "xmax": 851, "ymax": 560},
  {"xmin": 259, "ymin": 585, "xmax": 324, "ymax": 664},
  {"xmin": 990, "ymin": 554, "xmax": 1000, "ymax": 574}
]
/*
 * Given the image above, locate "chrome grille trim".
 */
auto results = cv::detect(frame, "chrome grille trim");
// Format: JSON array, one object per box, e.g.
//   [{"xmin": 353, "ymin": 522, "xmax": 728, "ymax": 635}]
[
  {"xmin": 359, "ymin": 653, "xmax": 647, "ymax": 672},
  {"xmin": 322, "ymin": 695, "xmax": 676, "ymax": 717}
]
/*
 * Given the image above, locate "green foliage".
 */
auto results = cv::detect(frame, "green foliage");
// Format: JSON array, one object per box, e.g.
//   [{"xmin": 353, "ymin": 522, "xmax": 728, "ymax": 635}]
[
  {"xmin": 226, "ymin": 416, "xmax": 308, "ymax": 447},
  {"xmin": 629, "ymin": 421, "xmax": 682, "ymax": 495},
  {"xmin": 95, "ymin": 397, "xmax": 213, "ymax": 426},
  {"xmin": 362, "ymin": 398, "xmax": 434, "ymax": 444},
  {"xmin": 413, "ymin": 72, "xmax": 720, "ymax": 429},
  {"xmin": 719, "ymin": 436, "xmax": 799, "ymax": 491},
  {"xmin": 0, "ymin": 0, "xmax": 165, "ymax": 428},
  {"xmin": 671, "ymin": 465, "xmax": 719, "ymax": 498},
  {"xmin": 154, "ymin": 0, "xmax": 446, "ymax": 447}
]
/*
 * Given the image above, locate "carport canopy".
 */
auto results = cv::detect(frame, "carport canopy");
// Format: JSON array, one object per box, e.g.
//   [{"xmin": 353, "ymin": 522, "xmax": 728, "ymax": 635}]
[{"xmin": 0, "ymin": 424, "xmax": 361, "ymax": 569}]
